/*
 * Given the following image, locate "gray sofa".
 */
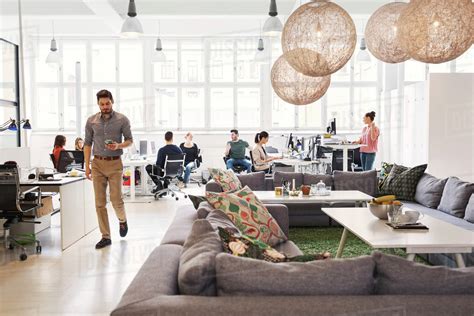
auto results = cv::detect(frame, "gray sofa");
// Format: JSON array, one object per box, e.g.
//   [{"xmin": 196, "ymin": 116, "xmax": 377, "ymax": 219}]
[
  {"xmin": 112, "ymin": 203, "xmax": 474, "ymax": 316},
  {"xmin": 206, "ymin": 170, "xmax": 378, "ymax": 226}
]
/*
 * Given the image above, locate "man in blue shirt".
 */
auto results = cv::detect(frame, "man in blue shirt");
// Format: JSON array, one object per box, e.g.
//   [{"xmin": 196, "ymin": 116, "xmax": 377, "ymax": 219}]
[{"xmin": 146, "ymin": 131, "xmax": 182, "ymax": 192}]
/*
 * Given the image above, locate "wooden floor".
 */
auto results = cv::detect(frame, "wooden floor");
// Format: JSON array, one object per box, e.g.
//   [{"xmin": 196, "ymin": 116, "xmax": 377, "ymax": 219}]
[{"xmin": 0, "ymin": 187, "xmax": 202, "ymax": 315}]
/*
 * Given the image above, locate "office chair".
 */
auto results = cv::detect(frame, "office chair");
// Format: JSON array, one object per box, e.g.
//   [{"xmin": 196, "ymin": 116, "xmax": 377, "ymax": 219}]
[
  {"xmin": 223, "ymin": 149, "xmax": 251, "ymax": 174},
  {"xmin": 187, "ymin": 149, "xmax": 204, "ymax": 187},
  {"xmin": 153, "ymin": 153, "xmax": 188, "ymax": 201},
  {"xmin": 0, "ymin": 164, "xmax": 42, "ymax": 261},
  {"xmin": 351, "ymin": 148, "xmax": 364, "ymax": 172},
  {"xmin": 49, "ymin": 153, "xmax": 56, "ymax": 169},
  {"xmin": 331, "ymin": 149, "xmax": 355, "ymax": 172}
]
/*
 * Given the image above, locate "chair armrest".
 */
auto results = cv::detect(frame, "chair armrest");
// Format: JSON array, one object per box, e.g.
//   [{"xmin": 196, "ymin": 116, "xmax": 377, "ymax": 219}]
[
  {"xmin": 21, "ymin": 186, "xmax": 40, "ymax": 196},
  {"xmin": 264, "ymin": 204, "xmax": 289, "ymax": 238},
  {"xmin": 205, "ymin": 180, "xmax": 223, "ymax": 193}
]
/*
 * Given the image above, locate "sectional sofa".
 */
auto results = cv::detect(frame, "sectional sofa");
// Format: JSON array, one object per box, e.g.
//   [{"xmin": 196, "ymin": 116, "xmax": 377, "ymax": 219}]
[{"xmin": 112, "ymin": 202, "xmax": 474, "ymax": 316}]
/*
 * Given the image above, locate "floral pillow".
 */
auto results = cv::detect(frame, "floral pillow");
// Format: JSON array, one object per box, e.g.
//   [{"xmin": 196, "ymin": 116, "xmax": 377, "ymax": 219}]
[
  {"xmin": 206, "ymin": 186, "xmax": 287, "ymax": 246},
  {"xmin": 208, "ymin": 168, "xmax": 242, "ymax": 192},
  {"xmin": 218, "ymin": 227, "xmax": 330, "ymax": 263}
]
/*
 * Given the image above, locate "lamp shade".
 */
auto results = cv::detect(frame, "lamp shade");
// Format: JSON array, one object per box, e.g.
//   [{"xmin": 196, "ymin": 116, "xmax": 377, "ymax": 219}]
[
  {"xmin": 365, "ymin": 2, "xmax": 410, "ymax": 64},
  {"xmin": 45, "ymin": 38, "xmax": 61, "ymax": 64},
  {"xmin": 8, "ymin": 120, "xmax": 17, "ymax": 131},
  {"xmin": 22, "ymin": 119, "xmax": 32, "ymax": 130},
  {"xmin": 398, "ymin": 0, "xmax": 472, "ymax": 64},
  {"xmin": 282, "ymin": 0, "xmax": 356, "ymax": 77},
  {"xmin": 263, "ymin": 16, "xmax": 283, "ymax": 36},
  {"xmin": 271, "ymin": 54, "xmax": 331, "ymax": 106},
  {"xmin": 121, "ymin": 16, "xmax": 144, "ymax": 38}
]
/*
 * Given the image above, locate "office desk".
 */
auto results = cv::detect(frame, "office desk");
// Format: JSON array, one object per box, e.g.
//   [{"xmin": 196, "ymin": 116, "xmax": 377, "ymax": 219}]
[
  {"xmin": 21, "ymin": 176, "xmax": 96, "ymax": 250},
  {"xmin": 122, "ymin": 159, "xmax": 153, "ymax": 201},
  {"xmin": 323, "ymin": 143, "xmax": 364, "ymax": 172}
]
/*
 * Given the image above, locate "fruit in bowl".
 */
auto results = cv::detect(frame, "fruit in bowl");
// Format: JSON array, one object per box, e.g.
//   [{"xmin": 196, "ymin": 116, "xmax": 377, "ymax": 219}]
[
  {"xmin": 368, "ymin": 195, "xmax": 402, "ymax": 220},
  {"xmin": 289, "ymin": 190, "xmax": 301, "ymax": 197}
]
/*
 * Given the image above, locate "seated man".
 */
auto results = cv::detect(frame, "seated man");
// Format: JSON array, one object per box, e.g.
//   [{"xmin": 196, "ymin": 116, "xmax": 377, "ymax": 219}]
[
  {"xmin": 224, "ymin": 129, "xmax": 252, "ymax": 173},
  {"xmin": 146, "ymin": 131, "xmax": 183, "ymax": 192}
]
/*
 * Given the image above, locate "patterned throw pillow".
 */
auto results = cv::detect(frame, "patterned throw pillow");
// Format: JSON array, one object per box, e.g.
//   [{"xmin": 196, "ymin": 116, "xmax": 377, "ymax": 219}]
[
  {"xmin": 206, "ymin": 186, "xmax": 287, "ymax": 246},
  {"xmin": 379, "ymin": 164, "xmax": 407, "ymax": 195},
  {"xmin": 218, "ymin": 227, "xmax": 330, "ymax": 263},
  {"xmin": 378, "ymin": 162, "xmax": 394, "ymax": 190},
  {"xmin": 381, "ymin": 164, "xmax": 427, "ymax": 201},
  {"xmin": 208, "ymin": 168, "xmax": 242, "ymax": 192}
]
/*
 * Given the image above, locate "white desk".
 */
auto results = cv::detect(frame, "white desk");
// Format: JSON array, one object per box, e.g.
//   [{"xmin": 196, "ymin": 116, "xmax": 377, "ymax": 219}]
[
  {"xmin": 254, "ymin": 190, "xmax": 372, "ymax": 207},
  {"xmin": 323, "ymin": 143, "xmax": 364, "ymax": 172},
  {"xmin": 122, "ymin": 158, "xmax": 153, "ymax": 201},
  {"xmin": 322, "ymin": 207, "xmax": 474, "ymax": 267},
  {"xmin": 21, "ymin": 175, "xmax": 96, "ymax": 250}
]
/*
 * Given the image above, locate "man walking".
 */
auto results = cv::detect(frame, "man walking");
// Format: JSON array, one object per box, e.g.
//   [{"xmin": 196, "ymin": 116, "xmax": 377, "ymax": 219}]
[{"xmin": 84, "ymin": 90, "xmax": 133, "ymax": 249}]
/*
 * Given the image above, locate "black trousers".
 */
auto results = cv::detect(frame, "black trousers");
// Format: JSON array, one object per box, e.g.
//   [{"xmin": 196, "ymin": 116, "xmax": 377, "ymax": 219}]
[{"xmin": 145, "ymin": 164, "xmax": 168, "ymax": 190}]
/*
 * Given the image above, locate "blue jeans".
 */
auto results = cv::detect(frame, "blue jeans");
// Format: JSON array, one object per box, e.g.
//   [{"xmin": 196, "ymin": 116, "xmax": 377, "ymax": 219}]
[
  {"xmin": 226, "ymin": 158, "xmax": 252, "ymax": 173},
  {"xmin": 360, "ymin": 152, "xmax": 376, "ymax": 171},
  {"xmin": 183, "ymin": 161, "xmax": 196, "ymax": 184}
]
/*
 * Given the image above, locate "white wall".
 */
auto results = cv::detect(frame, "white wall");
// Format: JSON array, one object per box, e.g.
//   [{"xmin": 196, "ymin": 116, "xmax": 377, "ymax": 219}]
[{"xmin": 427, "ymin": 73, "xmax": 474, "ymax": 182}]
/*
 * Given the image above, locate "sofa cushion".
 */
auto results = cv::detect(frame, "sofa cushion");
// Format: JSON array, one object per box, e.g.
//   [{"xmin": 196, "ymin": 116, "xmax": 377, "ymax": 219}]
[
  {"xmin": 414, "ymin": 173, "xmax": 448, "ymax": 209},
  {"xmin": 378, "ymin": 162, "xmax": 394, "ymax": 190},
  {"xmin": 237, "ymin": 171, "xmax": 265, "ymax": 191},
  {"xmin": 206, "ymin": 186, "xmax": 287, "ymax": 246},
  {"xmin": 188, "ymin": 195, "xmax": 207, "ymax": 210},
  {"xmin": 464, "ymin": 194, "xmax": 474, "ymax": 223},
  {"xmin": 215, "ymin": 254, "xmax": 375, "ymax": 296},
  {"xmin": 333, "ymin": 170, "xmax": 377, "ymax": 196},
  {"xmin": 273, "ymin": 171, "xmax": 304, "ymax": 188},
  {"xmin": 206, "ymin": 209, "xmax": 240, "ymax": 234},
  {"xmin": 438, "ymin": 177, "xmax": 474, "ymax": 218},
  {"xmin": 373, "ymin": 252, "xmax": 474, "ymax": 295},
  {"xmin": 208, "ymin": 168, "xmax": 242, "ymax": 192},
  {"xmin": 160, "ymin": 205, "xmax": 198, "ymax": 245},
  {"xmin": 197, "ymin": 201, "xmax": 214, "ymax": 219},
  {"xmin": 380, "ymin": 164, "xmax": 407, "ymax": 194},
  {"xmin": 178, "ymin": 220, "xmax": 223, "ymax": 296},
  {"xmin": 380, "ymin": 164, "xmax": 427, "ymax": 201},
  {"xmin": 303, "ymin": 174, "xmax": 333, "ymax": 187}
]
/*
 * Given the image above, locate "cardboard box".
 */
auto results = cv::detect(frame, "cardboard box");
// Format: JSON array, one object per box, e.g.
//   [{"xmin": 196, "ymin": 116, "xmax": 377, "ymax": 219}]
[{"xmin": 36, "ymin": 196, "xmax": 54, "ymax": 218}]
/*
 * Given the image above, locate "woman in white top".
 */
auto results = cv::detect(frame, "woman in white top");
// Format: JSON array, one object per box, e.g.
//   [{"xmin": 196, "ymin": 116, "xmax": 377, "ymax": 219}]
[{"xmin": 251, "ymin": 131, "xmax": 279, "ymax": 173}]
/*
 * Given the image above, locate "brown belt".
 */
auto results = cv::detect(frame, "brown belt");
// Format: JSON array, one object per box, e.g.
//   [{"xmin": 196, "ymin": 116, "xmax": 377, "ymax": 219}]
[{"xmin": 94, "ymin": 155, "xmax": 121, "ymax": 161}]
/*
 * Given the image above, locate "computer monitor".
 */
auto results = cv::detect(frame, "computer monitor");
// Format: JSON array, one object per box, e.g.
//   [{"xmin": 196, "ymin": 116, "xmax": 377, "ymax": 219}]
[
  {"xmin": 330, "ymin": 118, "xmax": 337, "ymax": 135},
  {"xmin": 57, "ymin": 150, "xmax": 84, "ymax": 173},
  {"xmin": 139, "ymin": 140, "xmax": 148, "ymax": 156},
  {"xmin": 286, "ymin": 133, "xmax": 294, "ymax": 150},
  {"xmin": 150, "ymin": 141, "xmax": 157, "ymax": 155}
]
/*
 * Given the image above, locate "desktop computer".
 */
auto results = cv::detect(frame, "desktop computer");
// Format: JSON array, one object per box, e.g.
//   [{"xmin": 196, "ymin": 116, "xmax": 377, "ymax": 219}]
[
  {"xmin": 139, "ymin": 140, "xmax": 148, "ymax": 156},
  {"xmin": 150, "ymin": 141, "xmax": 157, "ymax": 155}
]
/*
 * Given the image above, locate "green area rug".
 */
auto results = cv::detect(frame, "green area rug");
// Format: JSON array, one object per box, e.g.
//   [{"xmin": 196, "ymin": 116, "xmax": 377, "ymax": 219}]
[{"xmin": 290, "ymin": 227, "xmax": 427, "ymax": 264}]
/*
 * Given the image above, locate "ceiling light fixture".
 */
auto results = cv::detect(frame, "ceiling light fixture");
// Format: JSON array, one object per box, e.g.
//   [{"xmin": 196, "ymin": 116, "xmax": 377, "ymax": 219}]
[
  {"xmin": 120, "ymin": 0, "xmax": 143, "ymax": 38},
  {"xmin": 356, "ymin": 38, "xmax": 371, "ymax": 62},
  {"xmin": 255, "ymin": 21, "xmax": 269, "ymax": 64},
  {"xmin": 45, "ymin": 21, "xmax": 60, "ymax": 65},
  {"xmin": 263, "ymin": 0, "xmax": 283, "ymax": 36},
  {"xmin": 152, "ymin": 21, "xmax": 166, "ymax": 63}
]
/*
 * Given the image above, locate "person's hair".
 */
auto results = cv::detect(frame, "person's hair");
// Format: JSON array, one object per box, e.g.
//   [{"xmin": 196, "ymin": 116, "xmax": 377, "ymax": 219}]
[
  {"xmin": 185, "ymin": 132, "xmax": 192, "ymax": 138},
  {"xmin": 230, "ymin": 129, "xmax": 239, "ymax": 135},
  {"xmin": 255, "ymin": 131, "xmax": 269, "ymax": 143},
  {"xmin": 165, "ymin": 131, "xmax": 173, "ymax": 142},
  {"xmin": 365, "ymin": 111, "xmax": 376, "ymax": 121},
  {"xmin": 75, "ymin": 137, "xmax": 84, "ymax": 150},
  {"xmin": 54, "ymin": 135, "xmax": 66, "ymax": 147},
  {"xmin": 96, "ymin": 89, "xmax": 114, "ymax": 103}
]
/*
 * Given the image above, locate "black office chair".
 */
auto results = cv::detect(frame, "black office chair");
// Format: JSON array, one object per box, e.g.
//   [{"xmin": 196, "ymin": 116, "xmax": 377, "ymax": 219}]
[
  {"xmin": 351, "ymin": 148, "xmax": 364, "ymax": 172},
  {"xmin": 0, "ymin": 164, "xmax": 43, "ymax": 261},
  {"xmin": 188, "ymin": 149, "xmax": 204, "ymax": 187},
  {"xmin": 153, "ymin": 154, "xmax": 188, "ymax": 201},
  {"xmin": 49, "ymin": 153, "xmax": 56, "ymax": 169},
  {"xmin": 223, "ymin": 149, "xmax": 251, "ymax": 174}
]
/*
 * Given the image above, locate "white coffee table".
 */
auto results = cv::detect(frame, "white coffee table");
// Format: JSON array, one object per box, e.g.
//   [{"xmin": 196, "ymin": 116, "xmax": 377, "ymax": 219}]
[
  {"xmin": 322, "ymin": 207, "xmax": 474, "ymax": 267},
  {"xmin": 254, "ymin": 190, "xmax": 373, "ymax": 207}
]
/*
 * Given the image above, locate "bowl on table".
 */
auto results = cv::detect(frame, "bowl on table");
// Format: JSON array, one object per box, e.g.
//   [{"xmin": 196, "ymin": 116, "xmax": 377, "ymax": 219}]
[{"xmin": 368, "ymin": 203, "xmax": 391, "ymax": 220}]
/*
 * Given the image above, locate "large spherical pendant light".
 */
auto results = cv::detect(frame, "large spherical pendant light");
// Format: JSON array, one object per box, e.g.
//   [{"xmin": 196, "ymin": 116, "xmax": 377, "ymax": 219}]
[
  {"xmin": 398, "ymin": 0, "xmax": 472, "ymax": 64},
  {"xmin": 281, "ymin": 0, "xmax": 356, "ymax": 77},
  {"xmin": 271, "ymin": 54, "xmax": 331, "ymax": 106},
  {"xmin": 365, "ymin": 2, "xmax": 410, "ymax": 64}
]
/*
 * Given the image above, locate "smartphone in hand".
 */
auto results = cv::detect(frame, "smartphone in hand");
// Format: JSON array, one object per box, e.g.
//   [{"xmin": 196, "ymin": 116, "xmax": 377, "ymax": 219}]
[{"xmin": 105, "ymin": 139, "xmax": 114, "ymax": 145}]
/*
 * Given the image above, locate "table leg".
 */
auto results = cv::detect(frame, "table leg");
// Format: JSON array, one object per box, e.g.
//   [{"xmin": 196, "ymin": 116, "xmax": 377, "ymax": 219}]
[
  {"xmin": 336, "ymin": 228, "xmax": 348, "ymax": 258},
  {"xmin": 342, "ymin": 148, "xmax": 348, "ymax": 172},
  {"xmin": 454, "ymin": 254, "xmax": 466, "ymax": 268},
  {"xmin": 129, "ymin": 166, "xmax": 136, "ymax": 200},
  {"xmin": 406, "ymin": 253, "xmax": 416, "ymax": 261}
]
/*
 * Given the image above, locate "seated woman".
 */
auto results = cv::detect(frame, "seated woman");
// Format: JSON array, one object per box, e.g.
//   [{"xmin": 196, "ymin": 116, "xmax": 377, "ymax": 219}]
[
  {"xmin": 251, "ymin": 131, "xmax": 280, "ymax": 174},
  {"xmin": 179, "ymin": 132, "xmax": 200, "ymax": 185},
  {"xmin": 52, "ymin": 135, "xmax": 66, "ymax": 168},
  {"xmin": 75, "ymin": 137, "xmax": 84, "ymax": 151}
]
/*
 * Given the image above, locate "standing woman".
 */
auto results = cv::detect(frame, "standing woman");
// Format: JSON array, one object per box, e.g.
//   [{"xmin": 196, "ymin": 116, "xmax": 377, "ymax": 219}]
[
  {"xmin": 355, "ymin": 111, "xmax": 380, "ymax": 171},
  {"xmin": 52, "ymin": 135, "xmax": 66, "ymax": 167},
  {"xmin": 179, "ymin": 132, "xmax": 200, "ymax": 185},
  {"xmin": 251, "ymin": 131, "xmax": 279, "ymax": 174},
  {"xmin": 75, "ymin": 137, "xmax": 84, "ymax": 151}
]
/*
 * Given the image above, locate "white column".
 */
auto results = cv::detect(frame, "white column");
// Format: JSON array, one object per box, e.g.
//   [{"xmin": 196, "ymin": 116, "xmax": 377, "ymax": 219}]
[{"xmin": 75, "ymin": 61, "xmax": 82, "ymax": 136}]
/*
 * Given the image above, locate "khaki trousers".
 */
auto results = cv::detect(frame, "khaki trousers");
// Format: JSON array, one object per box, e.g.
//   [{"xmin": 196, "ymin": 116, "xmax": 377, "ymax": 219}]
[{"xmin": 92, "ymin": 158, "xmax": 126, "ymax": 239}]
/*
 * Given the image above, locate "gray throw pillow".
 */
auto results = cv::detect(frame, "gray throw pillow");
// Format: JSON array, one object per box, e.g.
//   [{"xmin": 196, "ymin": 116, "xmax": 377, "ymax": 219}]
[
  {"xmin": 215, "ymin": 253, "xmax": 375, "ymax": 296},
  {"xmin": 206, "ymin": 209, "xmax": 240, "ymax": 234},
  {"xmin": 196, "ymin": 201, "xmax": 214, "ymax": 219},
  {"xmin": 178, "ymin": 220, "xmax": 223, "ymax": 296},
  {"xmin": 237, "ymin": 171, "xmax": 265, "ymax": 191},
  {"xmin": 273, "ymin": 171, "xmax": 304, "ymax": 188},
  {"xmin": 414, "ymin": 173, "xmax": 448, "ymax": 208},
  {"xmin": 438, "ymin": 177, "xmax": 474, "ymax": 218},
  {"xmin": 380, "ymin": 164, "xmax": 427, "ymax": 201},
  {"xmin": 373, "ymin": 252, "xmax": 474, "ymax": 295},
  {"xmin": 464, "ymin": 194, "xmax": 474, "ymax": 223},
  {"xmin": 303, "ymin": 174, "xmax": 333, "ymax": 187},
  {"xmin": 333, "ymin": 170, "xmax": 377, "ymax": 196}
]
